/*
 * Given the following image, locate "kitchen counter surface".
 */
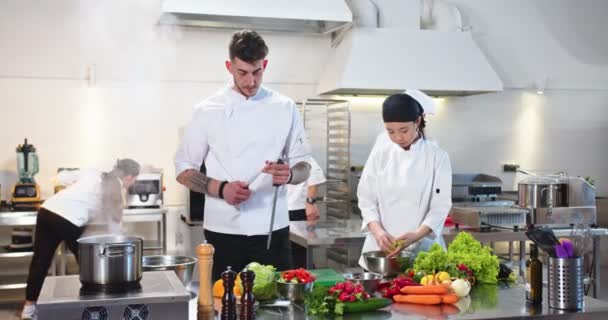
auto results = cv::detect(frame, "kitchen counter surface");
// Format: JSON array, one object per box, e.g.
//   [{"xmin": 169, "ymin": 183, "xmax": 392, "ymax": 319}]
[
  {"xmin": 289, "ymin": 220, "xmax": 608, "ymax": 298},
  {"xmin": 290, "ymin": 219, "xmax": 608, "ymax": 246},
  {"xmin": 188, "ymin": 282, "xmax": 608, "ymax": 319}
]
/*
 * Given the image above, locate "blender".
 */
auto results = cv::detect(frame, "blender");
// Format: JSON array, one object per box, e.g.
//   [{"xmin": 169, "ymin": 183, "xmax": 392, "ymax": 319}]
[{"xmin": 11, "ymin": 138, "xmax": 42, "ymax": 211}]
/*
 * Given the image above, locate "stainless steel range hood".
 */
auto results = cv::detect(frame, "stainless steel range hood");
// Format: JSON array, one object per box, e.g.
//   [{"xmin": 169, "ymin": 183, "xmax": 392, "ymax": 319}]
[
  {"xmin": 317, "ymin": 28, "xmax": 503, "ymax": 96},
  {"xmin": 161, "ymin": 0, "xmax": 352, "ymax": 34}
]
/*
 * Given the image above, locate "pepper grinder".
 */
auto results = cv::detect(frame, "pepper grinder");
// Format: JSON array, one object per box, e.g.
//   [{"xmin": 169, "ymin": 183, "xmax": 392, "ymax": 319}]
[
  {"xmin": 221, "ymin": 267, "xmax": 237, "ymax": 320},
  {"xmin": 240, "ymin": 270, "xmax": 256, "ymax": 320},
  {"xmin": 196, "ymin": 241, "xmax": 215, "ymax": 313}
]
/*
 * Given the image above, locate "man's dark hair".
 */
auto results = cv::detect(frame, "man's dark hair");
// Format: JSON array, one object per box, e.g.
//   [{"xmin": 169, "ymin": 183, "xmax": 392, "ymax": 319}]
[{"xmin": 229, "ymin": 29, "xmax": 268, "ymax": 62}]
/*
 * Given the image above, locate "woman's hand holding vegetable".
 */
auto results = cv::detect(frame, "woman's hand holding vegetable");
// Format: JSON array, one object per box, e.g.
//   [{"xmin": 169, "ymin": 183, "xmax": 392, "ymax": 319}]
[
  {"xmin": 387, "ymin": 225, "xmax": 432, "ymax": 258},
  {"xmin": 368, "ymin": 221, "xmax": 395, "ymax": 253}
]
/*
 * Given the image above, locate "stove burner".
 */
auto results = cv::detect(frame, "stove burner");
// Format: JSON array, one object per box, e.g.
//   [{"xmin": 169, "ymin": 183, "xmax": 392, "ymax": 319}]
[
  {"xmin": 124, "ymin": 304, "xmax": 150, "ymax": 320},
  {"xmin": 82, "ymin": 306, "xmax": 108, "ymax": 320},
  {"xmin": 80, "ymin": 281, "xmax": 142, "ymax": 295}
]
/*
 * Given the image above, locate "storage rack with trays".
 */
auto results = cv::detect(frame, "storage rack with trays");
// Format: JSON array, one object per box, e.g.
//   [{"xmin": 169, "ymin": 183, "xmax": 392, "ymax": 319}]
[
  {"xmin": 297, "ymin": 98, "xmax": 352, "ymax": 220},
  {"xmin": 297, "ymin": 99, "xmax": 360, "ymax": 271}
]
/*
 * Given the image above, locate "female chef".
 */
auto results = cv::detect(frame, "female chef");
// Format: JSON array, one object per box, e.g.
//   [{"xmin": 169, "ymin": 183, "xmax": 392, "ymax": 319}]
[{"xmin": 357, "ymin": 92, "xmax": 452, "ymax": 269}]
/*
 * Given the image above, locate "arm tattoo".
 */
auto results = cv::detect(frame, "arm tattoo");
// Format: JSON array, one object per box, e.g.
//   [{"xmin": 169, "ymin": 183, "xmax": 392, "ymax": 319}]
[{"xmin": 179, "ymin": 170, "xmax": 211, "ymax": 194}]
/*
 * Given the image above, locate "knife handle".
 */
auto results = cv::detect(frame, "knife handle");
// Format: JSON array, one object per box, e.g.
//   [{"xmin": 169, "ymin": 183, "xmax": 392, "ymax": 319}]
[{"xmin": 272, "ymin": 158, "xmax": 285, "ymax": 187}]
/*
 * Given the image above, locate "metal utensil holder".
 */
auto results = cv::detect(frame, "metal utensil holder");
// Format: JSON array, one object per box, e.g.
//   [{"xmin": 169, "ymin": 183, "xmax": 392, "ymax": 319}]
[{"xmin": 547, "ymin": 257, "xmax": 584, "ymax": 310}]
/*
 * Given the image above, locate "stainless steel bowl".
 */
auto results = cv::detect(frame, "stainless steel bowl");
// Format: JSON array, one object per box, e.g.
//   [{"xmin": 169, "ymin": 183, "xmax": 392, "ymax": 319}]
[
  {"xmin": 142, "ymin": 255, "xmax": 197, "ymax": 287},
  {"xmin": 343, "ymin": 272, "xmax": 383, "ymax": 293},
  {"xmin": 276, "ymin": 281, "xmax": 314, "ymax": 301},
  {"xmin": 363, "ymin": 251, "xmax": 415, "ymax": 277}
]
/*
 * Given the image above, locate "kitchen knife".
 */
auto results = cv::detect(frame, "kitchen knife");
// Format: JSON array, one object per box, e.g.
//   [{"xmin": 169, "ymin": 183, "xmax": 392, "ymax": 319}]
[{"xmin": 267, "ymin": 158, "xmax": 285, "ymax": 250}]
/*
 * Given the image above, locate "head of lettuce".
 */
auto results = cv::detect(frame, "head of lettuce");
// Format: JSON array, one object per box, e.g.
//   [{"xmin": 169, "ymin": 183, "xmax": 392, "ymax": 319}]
[{"xmin": 244, "ymin": 262, "xmax": 278, "ymax": 301}]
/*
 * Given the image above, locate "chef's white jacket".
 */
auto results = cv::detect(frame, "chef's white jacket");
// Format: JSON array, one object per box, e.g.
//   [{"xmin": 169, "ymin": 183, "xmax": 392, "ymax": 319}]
[
  {"xmin": 43, "ymin": 169, "xmax": 104, "ymax": 227},
  {"xmin": 287, "ymin": 157, "xmax": 326, "ymax": 211},
  {"xmin": 357, "ymin": 133, "xmax": 452, "ymax": 269},
  {"xmin": 174, "ymin": 86, "xmax": 310, "ymax": 236}
]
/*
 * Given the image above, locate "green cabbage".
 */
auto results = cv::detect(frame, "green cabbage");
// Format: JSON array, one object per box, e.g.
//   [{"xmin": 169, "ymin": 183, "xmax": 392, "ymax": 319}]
[{"xmin": 245, "ymin": 262, "xmax": 277, "ymax": 301}]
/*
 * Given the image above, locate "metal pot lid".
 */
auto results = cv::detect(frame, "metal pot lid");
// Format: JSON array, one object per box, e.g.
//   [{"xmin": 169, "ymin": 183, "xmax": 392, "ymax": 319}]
[
  {"xmin": 518, "ymin": 176, "xmax": 560, "ymax": 185},
  {"xmin": 77, "ymin": 235, "xmax": 143, "ymax": 244}
]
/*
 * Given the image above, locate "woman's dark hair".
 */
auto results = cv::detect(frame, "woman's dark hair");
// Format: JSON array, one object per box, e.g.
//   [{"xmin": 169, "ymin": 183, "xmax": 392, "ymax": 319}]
[
  {"xmin": 229, "ymin": 29, "xmax": 268, "ymax": 63},
  {"xmin": 416, "ymin": 102, "xmax": 427, "ymax": 139},
  {"xmin": 418, "ymin": 115, "xmax": 427, "ymax": 139}
]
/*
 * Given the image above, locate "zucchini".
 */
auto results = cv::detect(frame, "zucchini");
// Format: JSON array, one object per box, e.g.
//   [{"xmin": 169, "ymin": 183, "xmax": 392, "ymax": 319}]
[{"xmin": 343, "ymin": 298, "xmax": 392, "ymax": 313}]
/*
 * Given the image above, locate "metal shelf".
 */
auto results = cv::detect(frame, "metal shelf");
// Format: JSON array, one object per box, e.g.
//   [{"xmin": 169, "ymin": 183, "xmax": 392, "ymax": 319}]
[
  {"xmin": 0, "ymin": 274, "xmax": 28, "ymax": 290},
  {"xmin": 0, "ymin": 246, "xmax": 34, "ymax": 258}
]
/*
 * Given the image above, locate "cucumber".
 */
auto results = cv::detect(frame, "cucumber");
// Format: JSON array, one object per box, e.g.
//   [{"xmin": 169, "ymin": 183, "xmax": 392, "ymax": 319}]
[{"xmin": 343, "ymin": 298, "xmax": 392, "ymax": 313}]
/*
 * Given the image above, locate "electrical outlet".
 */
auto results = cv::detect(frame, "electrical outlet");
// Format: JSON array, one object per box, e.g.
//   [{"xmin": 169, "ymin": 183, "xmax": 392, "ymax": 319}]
[{"xmin": 503, "ymin": 164, "xmax": 520, "ymax": 172}]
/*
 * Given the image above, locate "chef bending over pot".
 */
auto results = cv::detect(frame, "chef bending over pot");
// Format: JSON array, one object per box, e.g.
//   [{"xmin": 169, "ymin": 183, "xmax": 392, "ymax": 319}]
[
  {"xmin": 21, "ymin": 159, "xmax": 140, "ymax": 320},
  {"xmin": 357, "ymin": 92, "xmax": 452, "ymax": 270}
]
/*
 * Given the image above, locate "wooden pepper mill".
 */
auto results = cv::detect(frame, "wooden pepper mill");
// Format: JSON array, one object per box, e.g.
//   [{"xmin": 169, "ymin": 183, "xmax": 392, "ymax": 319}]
[
  {"xmin": 221, "ymin": 267, "xmax": 237, "ymax": 320},
  {"xmin": 196, "ymin": 241, "xmax": 215, "ymax": 313},
  {"xmin": 240, "ymin": 270, "xmax": 256, "ymax": 320}
]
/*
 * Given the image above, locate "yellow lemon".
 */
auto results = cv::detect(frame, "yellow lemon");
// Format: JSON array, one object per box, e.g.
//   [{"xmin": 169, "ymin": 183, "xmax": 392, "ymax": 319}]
[
  {"xmin": 436, "ymin": 271, "xmax": 451, "ymax": 282},
  {"xmin": 420, "ymin": 275, "xmax": 436, "ymax": 286}
]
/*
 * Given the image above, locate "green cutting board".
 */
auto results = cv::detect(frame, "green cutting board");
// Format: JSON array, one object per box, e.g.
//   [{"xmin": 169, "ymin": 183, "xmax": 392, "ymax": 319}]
[{"xmin": 310, "ymin": 269, "xmax": 345, "ymax": 287}]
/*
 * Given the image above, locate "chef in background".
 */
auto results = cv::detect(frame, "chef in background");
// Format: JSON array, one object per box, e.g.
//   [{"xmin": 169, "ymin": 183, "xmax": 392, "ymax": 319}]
[
  {"xmin": 287, "ymin": 156, "xmax": 326, "ymax": 267},
  {"xmin": 357, "ymin": 91, "xmax": 452, "ymax": 270},
  {"xmin": 21, "ymin": 159, "xmax": 140, "ymax": 320}
]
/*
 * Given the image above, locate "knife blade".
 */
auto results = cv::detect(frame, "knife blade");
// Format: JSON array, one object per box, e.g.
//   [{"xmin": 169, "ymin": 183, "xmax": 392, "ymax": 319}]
[{"xmin": 266, "ymin": 158, "xmax": 285, "ymax": 250}]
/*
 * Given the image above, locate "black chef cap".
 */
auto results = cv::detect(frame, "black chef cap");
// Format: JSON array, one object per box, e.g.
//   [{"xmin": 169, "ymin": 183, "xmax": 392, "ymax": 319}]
[{"xmin": 382, "ymin": 93, "xmax": 424, "ymax": 123}]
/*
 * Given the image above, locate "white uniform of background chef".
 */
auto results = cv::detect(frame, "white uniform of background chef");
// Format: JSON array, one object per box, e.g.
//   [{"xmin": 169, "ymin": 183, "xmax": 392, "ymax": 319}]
[
  {"xmin": 287, "ymin": 156, "xmax": 326, "ymax": 221},
  {"xmin": 21, "ymin": 159, "xmax": 140, "ymax": 320},
  {"xmin": 357, "ymin": 92, "xmax": 452, "ymax": 270},
  {"xmin": 287, "ymin": 156, "xmax": 326, "ymax": 268}
]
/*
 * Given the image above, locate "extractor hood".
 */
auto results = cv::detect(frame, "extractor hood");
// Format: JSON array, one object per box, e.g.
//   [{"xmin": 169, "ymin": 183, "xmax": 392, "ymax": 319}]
[
  {"xmin": 317, "ymin": 28, "xmax": 503, "ymax": 96},
  {"xmin": 161, "ymin": 0, "xmax": 352, "ymax": 34}
]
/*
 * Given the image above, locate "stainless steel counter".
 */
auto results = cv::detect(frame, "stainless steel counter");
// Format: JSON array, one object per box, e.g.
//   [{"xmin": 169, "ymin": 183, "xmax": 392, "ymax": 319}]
[
  {"xmin": 187, "ymin": 282, "xmax": 608, "ymax": 319},
  {"xmin": 289, "ymin": 220, "xmax": 608, "ymax": 298}
]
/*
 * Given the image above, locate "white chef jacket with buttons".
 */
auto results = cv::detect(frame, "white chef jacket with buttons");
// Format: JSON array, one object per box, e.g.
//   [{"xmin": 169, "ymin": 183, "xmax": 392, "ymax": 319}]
[
  {"xmin": 174, "ymin": 86, "xmax": 310, "ymax": 236},
  {"xmin": 287, "ymin": 157, "xmax": 326, "ymax": 211},
  {"xmin": 357, "ymin": 132, "xmax": 452, "ymax": 269}
]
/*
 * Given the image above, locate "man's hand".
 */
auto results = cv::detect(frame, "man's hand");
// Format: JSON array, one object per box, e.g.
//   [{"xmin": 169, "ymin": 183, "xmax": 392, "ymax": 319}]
[
  {"xmin": 222, "ymin": 181, "xmax": 251, "ymax": 205},
  {"xmin": 305, "ymin": 203, "xmax": 320, "ymax": 221},
  {"xmin": 262, "ymin": 160, "xmax": 291, "ymax": 185},
  {"xmin": 368, "ymin": 221, "xmax": 395, "ymax": 253}
]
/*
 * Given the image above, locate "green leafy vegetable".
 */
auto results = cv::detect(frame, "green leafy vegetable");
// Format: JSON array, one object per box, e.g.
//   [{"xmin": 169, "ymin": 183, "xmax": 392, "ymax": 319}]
[
  {"xmin": 306, "ymin": 285, "xmax": 334, "ymax": 316},
  {"xmin": 245, "ymin": 262, "xmax": 277, "ymax": 301},
  {"xmin": 412, "ymin": 232, "xmax": 500, "ymax": 285},
  {"xmin": 412, "ymin": 243, "xmax": 451, "ymax": 275},
  {"xmin": 447, "ymin": 232, "xmax": 499, "ymax": 284}
]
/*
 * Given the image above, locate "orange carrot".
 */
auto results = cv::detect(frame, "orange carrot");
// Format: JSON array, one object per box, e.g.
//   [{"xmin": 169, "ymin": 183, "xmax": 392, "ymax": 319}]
[
  {"xmin": 401, "ymin": 285, "xmax": 449, "ymax": 295},
  {"xmin": 441, "ymin": 294, "xmax": 459, "ymax": 304},
  {"xmin": 393, "ymin": 294, "xmax": 443, "ymax": 305}
]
